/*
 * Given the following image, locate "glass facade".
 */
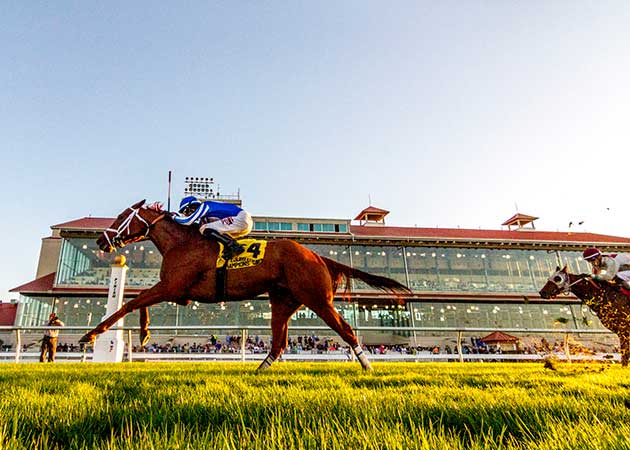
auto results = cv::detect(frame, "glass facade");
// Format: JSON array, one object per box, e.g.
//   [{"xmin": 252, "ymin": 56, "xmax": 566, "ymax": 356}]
[
  {"xmin": 56, "ymin": 239, "xmax": 162, "ymax": 287},
  {"xmin": 403, "ymin": 247, "xmax": 590, "ymax": 293},
  {"xmin": 13, "ymin": 234, "xmax": 607, "ymax": 343},
  {"xmin": 53, "ymin": 237, "xmax": 589, "ymax": 297},
  {"xmin": 52, "ymin": 235, "xmax": 593, "ymax": 296},
  {"xmin": 55, "ymin": 238, "xmax": 590, "ymax": 294}
]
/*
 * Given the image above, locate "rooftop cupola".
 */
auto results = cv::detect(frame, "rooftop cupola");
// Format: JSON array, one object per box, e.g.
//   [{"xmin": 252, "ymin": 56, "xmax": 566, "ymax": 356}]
[
  {"xmin": 354, "ymin": 206, "xmax": 390, "ymax": 226},
  {"xmin": 501, "ymin": 213, "xmax": 539, "ymax": 231}
]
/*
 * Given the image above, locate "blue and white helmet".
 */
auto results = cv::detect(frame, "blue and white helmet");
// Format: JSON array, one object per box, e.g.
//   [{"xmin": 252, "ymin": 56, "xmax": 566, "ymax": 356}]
[{"xmin": 179, "ymin": 195, "xmax": 201, "ymax": 213}]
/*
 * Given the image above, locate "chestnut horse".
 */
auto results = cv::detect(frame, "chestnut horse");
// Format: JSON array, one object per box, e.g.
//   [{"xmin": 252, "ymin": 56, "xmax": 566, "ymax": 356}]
[
  {"xmin": 539, "ymin": 266, "xmax": 630, "ymax": 366},
  {"xmin": 79, "ymin": 200, "xmax": 411, "ymax": 370}
]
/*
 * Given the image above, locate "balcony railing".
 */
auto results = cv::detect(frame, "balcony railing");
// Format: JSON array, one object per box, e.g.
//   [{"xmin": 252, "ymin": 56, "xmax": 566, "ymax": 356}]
[{"xmin": 0, "ymin": 325, "xmax": 619, "ymax": 364}]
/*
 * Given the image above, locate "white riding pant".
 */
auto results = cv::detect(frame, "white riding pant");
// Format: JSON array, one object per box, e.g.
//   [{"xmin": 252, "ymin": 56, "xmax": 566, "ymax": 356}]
[
  {"xmin": 199, "ymin": 210, "xmax": 253, "ymax": 239},
  {"xmin": 616, "ymin": 271, "xmax": 630, "ymax": 286}
]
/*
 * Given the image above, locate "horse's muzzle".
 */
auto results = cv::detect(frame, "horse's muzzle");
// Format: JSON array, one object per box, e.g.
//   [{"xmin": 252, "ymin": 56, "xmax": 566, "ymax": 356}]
[
  {"xmin": 538, "ymin": 289, "xmax": 555, "ymax": 300},
  {"xmin": 96, "ymin": 235, "xmax": 115, "ymax": 253}
]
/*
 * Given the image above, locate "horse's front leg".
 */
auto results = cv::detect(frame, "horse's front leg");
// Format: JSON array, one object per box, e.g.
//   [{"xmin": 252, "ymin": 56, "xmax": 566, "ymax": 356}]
[
  {"xmin": 258, "ymin": 297, "xmax": 301, "ymax": 370},
  {"xmin": 79, "ymin": 282, "xmax": 174, "ymax": 344},
  {"xmin": 138, "ymin": 300, "xmax": 190, "ymax": 347}
]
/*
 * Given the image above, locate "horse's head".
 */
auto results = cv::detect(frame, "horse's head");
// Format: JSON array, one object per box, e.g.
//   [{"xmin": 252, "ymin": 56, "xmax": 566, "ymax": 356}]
[
  {"xmin": 539, "ymin": 266, "xmax": 572, "ymax": 299},
  {"xmin": 97, "ymin": 200, "xmax": 166, "ymax": 252}
]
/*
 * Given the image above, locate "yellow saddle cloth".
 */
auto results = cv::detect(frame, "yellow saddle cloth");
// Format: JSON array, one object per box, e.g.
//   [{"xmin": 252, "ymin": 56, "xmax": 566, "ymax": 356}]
[{"xmin": 216, "ymin": 238, "xmax": 268, "ymax": 269}]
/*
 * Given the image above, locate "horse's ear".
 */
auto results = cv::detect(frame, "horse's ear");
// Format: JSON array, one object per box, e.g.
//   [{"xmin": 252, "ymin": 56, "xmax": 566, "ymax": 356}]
[
  {"xmin": 131, "ymin": 199, "xmax": 146, "ymax": 209},
  {"xmin": 561, "ymin": 265, "xmax": 568, "ymax": 273},
  {"xmin": 147, "ymin": 201, "xmax": 163, "ymax": 212},
  {"xmin": 555, "ymin": 266, "xmax": 560, "ymax": 272}
]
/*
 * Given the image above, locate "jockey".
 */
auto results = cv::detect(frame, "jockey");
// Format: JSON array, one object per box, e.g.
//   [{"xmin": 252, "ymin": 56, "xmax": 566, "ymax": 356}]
[
  {"xmin": 174, "ymin": 195, "xmax": 253, "ymax": 259},
  {"xmin": 583, "ymin": 247, "xmax": 630, "ymax": 289}
]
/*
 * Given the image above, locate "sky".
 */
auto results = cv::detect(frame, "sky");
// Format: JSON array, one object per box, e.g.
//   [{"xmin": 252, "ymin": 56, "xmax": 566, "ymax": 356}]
[{"xmin": 1, "ymin": 2, "xmax": 630, "ymax": 300}]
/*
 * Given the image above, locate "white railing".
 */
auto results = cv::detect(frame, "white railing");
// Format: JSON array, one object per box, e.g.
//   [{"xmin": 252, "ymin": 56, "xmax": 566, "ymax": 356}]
[{"xmin": 0, "ymin": 325, "xmax": 619, "ymax": 364}]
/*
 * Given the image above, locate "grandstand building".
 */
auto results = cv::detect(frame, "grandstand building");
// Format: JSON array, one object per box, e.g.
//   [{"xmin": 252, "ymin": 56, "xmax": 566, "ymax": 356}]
[{"xmin": 9, "ymin": 194, "xmax": 630, "ymax": 350}]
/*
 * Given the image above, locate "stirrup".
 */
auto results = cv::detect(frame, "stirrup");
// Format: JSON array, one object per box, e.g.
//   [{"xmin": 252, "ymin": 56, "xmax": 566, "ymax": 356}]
[{"xmin": 222, "ymin": 242, "xmax": 244, "ymax": 260}]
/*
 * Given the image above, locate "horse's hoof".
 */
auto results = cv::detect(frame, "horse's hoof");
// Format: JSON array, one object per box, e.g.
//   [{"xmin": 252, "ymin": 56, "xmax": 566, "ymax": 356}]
[
  {"xmin": 140, "ymin": 331, "xmax": 151, "ymax": 347},
  {"xmin": 78, "ymin": 334, "xmax": 95, "ymax": 344}
]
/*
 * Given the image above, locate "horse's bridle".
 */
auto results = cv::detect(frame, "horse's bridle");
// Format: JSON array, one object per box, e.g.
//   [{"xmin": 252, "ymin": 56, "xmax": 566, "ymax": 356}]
[
  {"xmin": 103, "ymin": 207, "xmax": 166, "ymax": 250},
  {"xmin": 547, "ymin": 271, "xmax": 592, "ymax": 295}
]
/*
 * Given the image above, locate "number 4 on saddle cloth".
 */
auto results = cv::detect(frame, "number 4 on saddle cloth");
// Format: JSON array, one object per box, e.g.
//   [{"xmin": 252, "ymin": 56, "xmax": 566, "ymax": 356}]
[
  {"xmin": 216, "ymin": 238, "xmax": 268, "ymax": 269},
  {"xmin": 215, "ymin": 238, "xmax": 268, "ymax": 301}
]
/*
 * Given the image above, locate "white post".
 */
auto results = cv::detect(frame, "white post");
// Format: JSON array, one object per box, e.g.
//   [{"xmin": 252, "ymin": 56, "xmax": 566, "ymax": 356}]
[
  {"xmin": 457, "ymin": 331, "xmax": 464, "ymax": 363},
  {"xmin": 241, "ymin": 328, "xmax": 247, "ymax": 362},
  {"xmin": 127, "ymin": 329, "xmax": 133, "ymax": 362},
  {"xmin": 93, "ymin": 255, "xmax": 128, "ymax": 362},
  {"xmin": 15, "ymin": 329, "xmax": 21, "ymax": 363}
]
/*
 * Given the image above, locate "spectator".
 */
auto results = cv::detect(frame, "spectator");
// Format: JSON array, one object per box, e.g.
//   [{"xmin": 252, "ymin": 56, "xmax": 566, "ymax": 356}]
[{"xmin": 40, "ymin": 313, "xmax": 64, "ymax": 363}]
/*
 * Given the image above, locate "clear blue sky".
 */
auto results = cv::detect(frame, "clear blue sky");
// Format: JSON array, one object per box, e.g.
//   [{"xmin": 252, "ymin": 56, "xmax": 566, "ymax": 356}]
[{"xmin": 2, "ymin": 2, "xmax": 630, "ymax": 300}]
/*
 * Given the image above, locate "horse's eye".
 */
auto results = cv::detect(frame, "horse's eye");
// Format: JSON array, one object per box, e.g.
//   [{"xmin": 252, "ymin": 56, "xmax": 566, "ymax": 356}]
[{"xmin": 553, "ymin": 276, "xmax": 563, "ymax": 283}]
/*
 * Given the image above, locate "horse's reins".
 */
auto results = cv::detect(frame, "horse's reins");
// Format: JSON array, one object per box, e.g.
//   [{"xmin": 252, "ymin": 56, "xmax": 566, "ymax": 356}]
[{"xmin": 104, "ymin": 207, "xmax": 167, "ymax": 250}]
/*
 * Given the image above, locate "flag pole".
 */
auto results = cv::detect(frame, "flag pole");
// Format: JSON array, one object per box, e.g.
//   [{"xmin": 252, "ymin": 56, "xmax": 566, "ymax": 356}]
[{"xmin": 167, "ymin": 170, "xmax": 172, "ymax": 213}]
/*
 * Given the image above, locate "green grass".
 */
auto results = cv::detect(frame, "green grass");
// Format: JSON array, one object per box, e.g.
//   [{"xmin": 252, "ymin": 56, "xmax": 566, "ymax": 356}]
[{"xmin": 1, "ymin": 362, "xmax": 630, "ymax": 449}]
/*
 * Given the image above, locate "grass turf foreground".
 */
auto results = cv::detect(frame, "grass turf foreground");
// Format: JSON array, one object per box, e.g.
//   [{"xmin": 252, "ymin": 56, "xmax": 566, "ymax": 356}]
[{"xmin": 1, "ymin": 362, "xmax": 630, "ymax": 450}]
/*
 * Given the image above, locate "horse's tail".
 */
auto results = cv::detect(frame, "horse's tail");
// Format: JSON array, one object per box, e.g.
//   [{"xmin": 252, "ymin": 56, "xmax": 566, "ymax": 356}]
[{"xmin": 321, "ymin": 256, "xmax": 412, "ymax": 304}]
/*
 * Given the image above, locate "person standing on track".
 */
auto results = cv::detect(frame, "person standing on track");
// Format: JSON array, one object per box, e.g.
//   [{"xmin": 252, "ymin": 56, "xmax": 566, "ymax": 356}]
[{"xmin": 40, "ymin": 312, "xmax": 64, "ymax": 362}]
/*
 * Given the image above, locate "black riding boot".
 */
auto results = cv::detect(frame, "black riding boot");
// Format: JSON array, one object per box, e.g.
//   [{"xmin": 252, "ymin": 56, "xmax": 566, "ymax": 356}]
[{"xmin": 202, "ymin": 229, "xmax": 245, "ymax": 259}]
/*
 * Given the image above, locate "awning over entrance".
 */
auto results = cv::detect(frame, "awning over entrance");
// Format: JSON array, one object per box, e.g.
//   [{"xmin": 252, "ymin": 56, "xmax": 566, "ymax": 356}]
[{"xmin": 480, "ymin": 331, "xmax": 519, "ymax": 344}]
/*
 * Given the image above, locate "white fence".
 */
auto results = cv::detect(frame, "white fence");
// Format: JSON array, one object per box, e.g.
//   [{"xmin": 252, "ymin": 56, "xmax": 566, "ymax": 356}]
[{"xmin": 0, "ymin": 325, "xmax": 620, "ymax": 364}]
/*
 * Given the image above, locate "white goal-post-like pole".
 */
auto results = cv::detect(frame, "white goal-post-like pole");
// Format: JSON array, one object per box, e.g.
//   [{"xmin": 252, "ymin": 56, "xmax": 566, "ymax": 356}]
[{"xmin": 92, "ymin": 255, "xmax": 128, "ymax": 362}]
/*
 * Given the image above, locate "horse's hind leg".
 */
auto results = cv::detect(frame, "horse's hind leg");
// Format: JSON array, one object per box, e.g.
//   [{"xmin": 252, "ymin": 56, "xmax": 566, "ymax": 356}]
[
  {"xmin": 258, "ymin": 292, "xmax": 302, "ymax": 370},
  {"xmin": 310, "ymin": 302, "xmax": 372, "ymax": 371}
]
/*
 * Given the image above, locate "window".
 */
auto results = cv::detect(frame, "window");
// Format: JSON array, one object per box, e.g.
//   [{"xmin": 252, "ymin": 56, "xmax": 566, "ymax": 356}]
[
  {"xmin": 253, "ymin": 222, "xmax": 267, "ymax": 231},
  {"xmin": 297, "ymin": 223, "xmax": 310, "ymax": 232}
]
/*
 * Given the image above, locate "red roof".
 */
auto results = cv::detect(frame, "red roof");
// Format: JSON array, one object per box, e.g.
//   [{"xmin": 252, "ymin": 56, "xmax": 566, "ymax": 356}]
[
  {"xmin": 0, "ymin": 303, "xmax": 17, "ymax": 326},
  {"xmin": 10, "ymin": 272, "xmax": 148, "ymax": 296},
  {"xmin": 10, "ymin": 272, "xmax": 56, "ymax": 293},
  {"xmin": 480, "ymin": 331, "xmax": 519, "ymax": 343},
  {"xmin": 51, "ymin": 216, "xmax": 630, "ymax": 245},
  {"xmin": 52, "ymin": 217, "xmax": 113, "ymax": 230},
  {"xmin": 349, "ymin": 225, "xmax": 630, "ymax": 244}
]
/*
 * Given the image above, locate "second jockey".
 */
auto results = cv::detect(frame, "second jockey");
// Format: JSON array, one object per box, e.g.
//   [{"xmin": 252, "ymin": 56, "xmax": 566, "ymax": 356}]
[
  {"xmin": 174, "ymin": 195, "xmax": 253, "ymax": 259},
  {"xmin": 583, "ymin": 247, "xmax": 630, "ymax": 290}
]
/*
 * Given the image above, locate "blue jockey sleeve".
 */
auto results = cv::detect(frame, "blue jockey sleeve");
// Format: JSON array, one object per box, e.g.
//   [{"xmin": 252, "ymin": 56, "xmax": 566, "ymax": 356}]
[
  {"xmin": 205, "ymin": 201, "xmax": 242, "ymax": 219},
  {"xmin": 173, "ymin": 202, "xmax": 242, "ymax": 225},
  {"xmin": 173, "ymin": 204, "xmax": 211, "ymax": 225}
]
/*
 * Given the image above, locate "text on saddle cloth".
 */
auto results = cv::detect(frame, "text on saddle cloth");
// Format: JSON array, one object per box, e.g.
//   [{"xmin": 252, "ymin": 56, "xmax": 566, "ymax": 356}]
[{"xmin": 216, "ymin": 238, "xmax": 268, "ymax": 269}]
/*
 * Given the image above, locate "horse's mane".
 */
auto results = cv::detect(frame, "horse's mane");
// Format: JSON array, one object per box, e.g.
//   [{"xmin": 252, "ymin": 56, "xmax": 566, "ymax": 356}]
[{"xmin": 572, "ymin": 275, "xmax": 627, "ymax": 305}]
